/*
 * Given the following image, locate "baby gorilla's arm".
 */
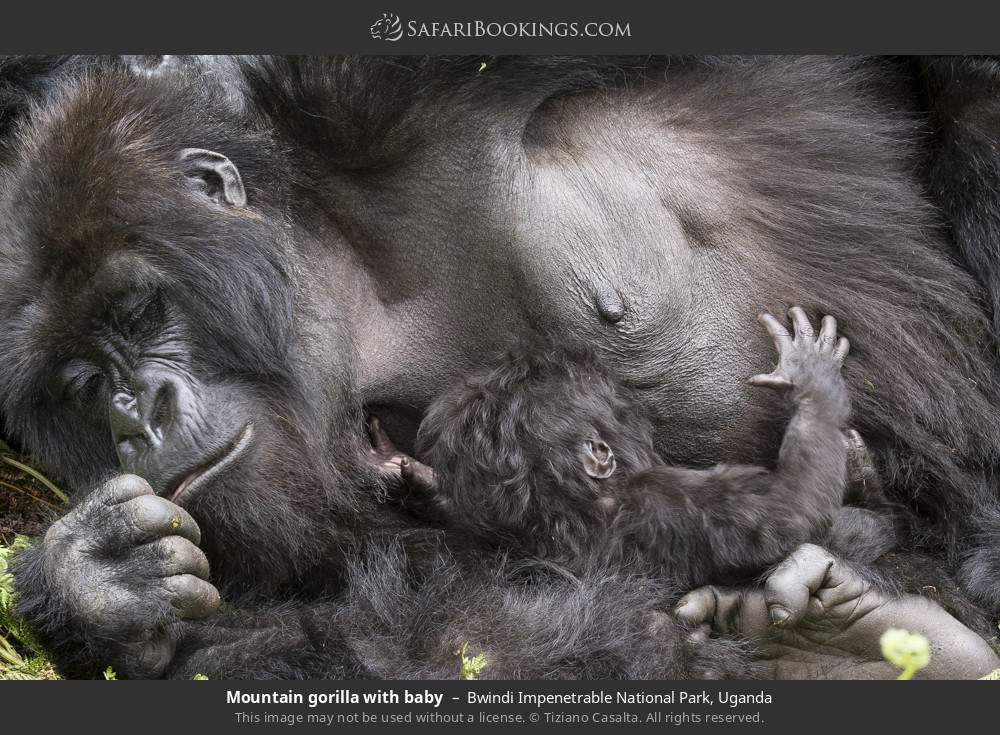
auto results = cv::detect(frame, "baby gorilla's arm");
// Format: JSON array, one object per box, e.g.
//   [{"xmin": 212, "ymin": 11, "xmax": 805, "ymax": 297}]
[{"xmin": 614, "ymin": 308, "xmax": 852, "ymax": 588}]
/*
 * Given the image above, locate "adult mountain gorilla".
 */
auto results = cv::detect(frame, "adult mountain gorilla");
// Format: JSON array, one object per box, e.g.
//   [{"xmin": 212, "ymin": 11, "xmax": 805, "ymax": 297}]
[{"xmin": 0, "ymin": 55, "xmax": 999, "ymax": 679}]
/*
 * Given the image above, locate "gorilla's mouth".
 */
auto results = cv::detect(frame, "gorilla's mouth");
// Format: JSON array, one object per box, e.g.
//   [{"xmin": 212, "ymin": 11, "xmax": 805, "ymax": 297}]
[{"xmin": 169, "ymin": 423, "xmax": 255, "ymax": 503}]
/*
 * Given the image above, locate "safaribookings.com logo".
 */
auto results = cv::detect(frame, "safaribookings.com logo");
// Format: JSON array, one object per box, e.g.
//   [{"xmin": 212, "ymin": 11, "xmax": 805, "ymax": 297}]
[
  {"xmin": 370, "ymin": 13, "xmax": 404, "ymax": 41},
  {"xmin": 370, "ymin": 13, "xmax": 631, "ymax": 41}
]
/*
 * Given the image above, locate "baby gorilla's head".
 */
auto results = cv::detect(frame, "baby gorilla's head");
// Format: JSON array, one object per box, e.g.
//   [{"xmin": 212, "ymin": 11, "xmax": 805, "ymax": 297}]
[{"xmin": 416, "ymin": 335, "xmax": 659, "ymax": 555}]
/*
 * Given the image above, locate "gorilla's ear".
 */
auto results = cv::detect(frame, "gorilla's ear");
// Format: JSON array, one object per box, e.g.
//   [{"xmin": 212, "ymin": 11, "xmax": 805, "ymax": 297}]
[
  {"xmin": 179, "ymin": 148, "xmax": 247, "ymax": 207},
  {"xmin": 583, "ymin": 438, "xmax": 617, "ymax": 479}
]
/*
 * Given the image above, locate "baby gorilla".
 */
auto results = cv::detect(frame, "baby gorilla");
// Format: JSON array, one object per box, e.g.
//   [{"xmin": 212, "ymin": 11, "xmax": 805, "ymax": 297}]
[{"xmin": 371, "ymin": 308, "xmax": 853, "ymax": 588}]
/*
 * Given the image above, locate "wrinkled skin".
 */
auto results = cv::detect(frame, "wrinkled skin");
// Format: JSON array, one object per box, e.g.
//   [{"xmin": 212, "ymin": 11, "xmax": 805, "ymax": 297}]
[
  {"xmin": 3, "ymin": 55, "xmax": 1000, "ymax": 678},
  {"xmin": 36, "ymin": 475, "xmax": 219, "ymax": 679},
  {"xmin": 677, "ymin": 544, "xmax": 1000, "ymax": 680}
]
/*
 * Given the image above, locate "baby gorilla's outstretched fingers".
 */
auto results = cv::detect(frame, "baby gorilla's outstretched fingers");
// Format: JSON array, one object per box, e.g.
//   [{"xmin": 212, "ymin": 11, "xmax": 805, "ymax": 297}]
[
  {"xmin": 833, "ymin": 336, "xmax": 850, "ymax": 364},
  {"xmin": 817, "ymin": 315, "xmax": 850, "ymax": 363},
  {"xmin": 817, "ymin": 315, "xmax": 837, "ymax": 351},
  {"xmin": 757, "ymin": 312, "xmax": 794, "ymax": 352},
  {"xmin": 749, "ymin": 312, "xmax": 794, "ymax": 389},
  {"xmin": 749, "ymin": 306, "xmax": 849, "ymax": 390},
  {"xmin": 788, "ymin": 306, "xmax": 815, "ymax": 339}
]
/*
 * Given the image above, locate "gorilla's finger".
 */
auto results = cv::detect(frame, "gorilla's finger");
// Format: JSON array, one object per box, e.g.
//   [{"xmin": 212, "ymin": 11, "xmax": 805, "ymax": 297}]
[
  {"xmin": 675, "ymin": 587, "xmax": 718, "ymax": 627},
  {"xmin": 788, "ymin": 306, "xmax": 814, "ymax": 339},
  {"xmin": 164, "ymin": 575, "xmax": 221, "ymax": 619},
  {"xmin": 763, "ymin": 543, "xmax": 835, "ymax": 628},
  {"xmin": 367, "ymin": 416, "xmax": 396, "ymax": 455},
  {"xmin": 676, "ymin": 586, "xmax": 743, "ymax": 635},
  {"xmin": 845, "ymin": 429, "xmax": 877, "ymax": 483},
  {"xmin": 140, "ymin": 535, "xmax": 211, "ymax": 579},
  {"xmin": 833, "ymin": 337, "xmax": 850, "ymax": 362},
  {"xmin": 99, "ymin": 474, "xmax": 155, "ymax": 506},
  {"xmin": 757, "ymin": 313, "xmax": 793, "ymax": 352},
  {"xmin": 401, "ymin": 457, "xmax": 440, "ymax": 495},
  {"xmin": 120, "ymin": 494, "xmax": 201, "ymax": 546},
  {"xmin": 748, "ymin": 373, "xmax": 792, "ymax": 390},
  {"xmin": 817, "ymin": 315, "xmax": 837, "ymax": 349}
]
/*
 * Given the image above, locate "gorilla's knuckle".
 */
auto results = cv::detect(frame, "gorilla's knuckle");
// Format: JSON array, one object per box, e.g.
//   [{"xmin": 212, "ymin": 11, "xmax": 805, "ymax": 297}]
[
  {"xmin": 100, "ymin": 474, "xmax": 154, "ymax": 503},
  {"xmin": 157, "ymin": 535, "xmax": 187, "ymax": 562}
]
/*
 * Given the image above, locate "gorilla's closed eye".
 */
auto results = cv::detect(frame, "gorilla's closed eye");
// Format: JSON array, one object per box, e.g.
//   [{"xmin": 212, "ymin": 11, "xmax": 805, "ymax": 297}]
[{"xmin": 54, "ymin": 361, "xmax": 105, "ymax": 405}]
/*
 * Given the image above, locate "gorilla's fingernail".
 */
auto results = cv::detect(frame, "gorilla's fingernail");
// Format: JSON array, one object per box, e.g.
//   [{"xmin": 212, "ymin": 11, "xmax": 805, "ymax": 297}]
[{"xmin": 769, "ymin": 606, "xmax": 791, "ymax": 625}]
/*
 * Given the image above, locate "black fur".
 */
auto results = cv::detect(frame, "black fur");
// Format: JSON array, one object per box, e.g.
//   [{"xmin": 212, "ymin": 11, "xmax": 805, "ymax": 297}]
[
  {"xmin": 392, "ymin": 325, "xmax": 865, "ymax": 589},
  {"xmin": 0, "ymin": 56, "xmax": 999, "ymax": 678},
  {"xmin": 0, "ymin": 61, "xmax": 751, "ymax": 679}
]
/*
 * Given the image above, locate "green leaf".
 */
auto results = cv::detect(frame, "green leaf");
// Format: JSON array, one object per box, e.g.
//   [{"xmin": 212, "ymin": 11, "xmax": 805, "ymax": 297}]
[
  {"xmin": 880, "ymin": 628, "xmax": 930, "ymax": 680},
  {"xmin": 103, "ymin": 666, "xmax": 117, "ymax": 681},
  {"xmin": 458, "ymin": 641, "xmax": 487, "ymax": 680}
]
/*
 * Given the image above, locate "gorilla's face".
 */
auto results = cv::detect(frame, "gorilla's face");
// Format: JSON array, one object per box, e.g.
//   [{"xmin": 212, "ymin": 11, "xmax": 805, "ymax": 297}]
[
  {"xmin": 0, "ymin": 151, "xmax": 300, "ymax": 503},
  {"xmin": 44, "ymin": 283, "xmax": 258, "ymax": 503},
  {"xmin": 0, "ymin": 71, "xmax": 373, "ymax": 589},
  {"xmin": 0, "ymin": 75, "xmax": 320, "ymax": 527}
]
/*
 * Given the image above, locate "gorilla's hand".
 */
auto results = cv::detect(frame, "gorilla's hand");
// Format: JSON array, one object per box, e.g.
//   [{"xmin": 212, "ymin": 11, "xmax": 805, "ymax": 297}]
[
  {"xmin": 19, "ymin": 474, "xmax": 220, "ymax": 678},
  {"xmin": 676, "ymin": 544, "xmax": 1000, "ymax": 680}
]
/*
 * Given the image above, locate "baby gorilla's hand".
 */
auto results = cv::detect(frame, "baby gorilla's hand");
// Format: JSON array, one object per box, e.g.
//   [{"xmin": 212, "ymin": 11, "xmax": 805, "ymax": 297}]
[
  {"xmin": 365, "ymin": 416, "xmax": 441, "ymax": 505},
  {"xmin": 750, "ymin": 306, "xmax": 850, "ymax": 392},
  {"xmin": 365, "ymin": 416, "xmax": 407, "ymax": 478}
]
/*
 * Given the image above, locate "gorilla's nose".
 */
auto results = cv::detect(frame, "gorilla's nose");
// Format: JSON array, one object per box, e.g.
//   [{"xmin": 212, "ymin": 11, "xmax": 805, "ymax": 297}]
[{"xmin": 109, "ymin": 368, "xmax": 187, "ymax": 458}]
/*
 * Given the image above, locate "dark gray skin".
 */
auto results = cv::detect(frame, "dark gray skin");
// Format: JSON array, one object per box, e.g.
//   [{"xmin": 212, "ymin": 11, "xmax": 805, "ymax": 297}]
[
  {"xmin": 6, "ymin": 56, "xmax": 1000, "ymax": 678},
  {"xmin": 676, "ymin": 544, "xmax": 1000, "ymax": 680},
  {"xmin": 34, "ymin": 475, "xmax": 219, "ymax": 678}
]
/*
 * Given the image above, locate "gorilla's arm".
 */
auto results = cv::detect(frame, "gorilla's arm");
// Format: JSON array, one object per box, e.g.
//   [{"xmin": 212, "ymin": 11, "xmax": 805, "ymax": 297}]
[{"xmin": 612, "ymin": 308, "xmax": 850, "ymax": 587}]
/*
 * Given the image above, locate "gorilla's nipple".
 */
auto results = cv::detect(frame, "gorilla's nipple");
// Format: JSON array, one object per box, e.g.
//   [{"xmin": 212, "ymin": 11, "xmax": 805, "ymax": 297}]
[{"xmin": 593, "ymin": 287, "xmax": 627, "ymax": 325}]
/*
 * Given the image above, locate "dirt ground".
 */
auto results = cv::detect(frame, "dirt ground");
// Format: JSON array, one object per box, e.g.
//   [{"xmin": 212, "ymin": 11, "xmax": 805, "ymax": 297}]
[{"xmin": 0, "ymin": 442, "xmax": 60, "ymax": 545}]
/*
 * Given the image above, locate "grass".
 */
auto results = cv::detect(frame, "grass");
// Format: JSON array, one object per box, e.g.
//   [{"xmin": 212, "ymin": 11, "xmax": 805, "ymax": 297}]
[{"xmin": 0, "ymin": 439, "xmax": 64, "ymax": 680}]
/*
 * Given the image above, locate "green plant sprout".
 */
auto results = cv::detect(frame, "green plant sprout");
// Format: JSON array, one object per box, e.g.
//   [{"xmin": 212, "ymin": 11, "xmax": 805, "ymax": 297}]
[
  {"xmin": 880, "ymin": 628, "xmax": 930, "ymax": 680},
  {"xmin": 458, "ymin": 642, "xmax": 487, "ymax": 680}
]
